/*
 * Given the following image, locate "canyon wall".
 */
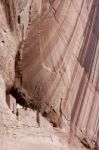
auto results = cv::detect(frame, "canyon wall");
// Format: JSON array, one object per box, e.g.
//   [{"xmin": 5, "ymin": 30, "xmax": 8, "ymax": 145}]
[
  {"xmin": 22, "ymin": 0, "xmax": 99, "ymax": 148},
  {"xmin": 0, "ymin": 0, "xmax": 99, "ymax": 149}
]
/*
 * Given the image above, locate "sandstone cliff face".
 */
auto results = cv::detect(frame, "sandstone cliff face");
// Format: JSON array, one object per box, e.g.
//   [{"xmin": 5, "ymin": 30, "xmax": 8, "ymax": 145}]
[
  {"xmin": 0, "ymin": 0, "xmax": 31, "ymax": 89},
  {"xmin": 22, "ymin": 0, "xmax": 99, "ymax": 148},
  {"xmin": 0, "ymin": 0, "xmax": 99, "ymax": 150}
]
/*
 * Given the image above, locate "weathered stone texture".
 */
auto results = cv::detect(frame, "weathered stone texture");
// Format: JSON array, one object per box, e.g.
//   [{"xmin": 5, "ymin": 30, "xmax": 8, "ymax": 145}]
[
  {"xmin": 22, "ymin": 0, "xmax": 99, "ymax": 148},
  {"xmin": 0, "ymin": 0, "xmax": 99, "ymax": 149}
]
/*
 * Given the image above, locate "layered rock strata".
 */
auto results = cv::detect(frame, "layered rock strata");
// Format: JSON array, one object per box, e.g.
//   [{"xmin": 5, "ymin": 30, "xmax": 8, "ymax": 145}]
[
  {"xmin": 22, "ymin": 0, "xmax": 99, "ymax": 148},
  {"xmin": 0, "ymin": 0, "xmax": 99, "ymax": 149}
]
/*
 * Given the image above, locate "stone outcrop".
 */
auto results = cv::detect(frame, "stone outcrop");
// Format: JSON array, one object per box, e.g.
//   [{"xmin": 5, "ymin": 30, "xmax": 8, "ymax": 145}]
[{"xmin": 0, "ymin": 0, "xmax": 99, "ymax": 149}]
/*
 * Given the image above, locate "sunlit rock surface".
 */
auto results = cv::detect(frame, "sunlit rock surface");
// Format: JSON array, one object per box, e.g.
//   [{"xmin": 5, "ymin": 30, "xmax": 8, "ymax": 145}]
[
  {"xmin": 0, "ymin": 0, "xmax": 99, "ymax": 149},
  {"xmin": 22, "ymin": 0, "xmax": 99, "ymax": 148}
]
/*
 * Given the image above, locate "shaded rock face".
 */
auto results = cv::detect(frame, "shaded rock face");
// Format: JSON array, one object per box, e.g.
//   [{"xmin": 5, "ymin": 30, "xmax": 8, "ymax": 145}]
[{"xmin": 0, "ymin": 0, "xmax": 99, "ymax": 149}]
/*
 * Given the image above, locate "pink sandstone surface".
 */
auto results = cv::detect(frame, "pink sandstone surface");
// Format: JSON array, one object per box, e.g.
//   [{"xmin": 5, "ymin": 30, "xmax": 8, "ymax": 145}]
[{"xmin": 0, "ymin": 0, "xmax": 99, "ymax": 150}]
